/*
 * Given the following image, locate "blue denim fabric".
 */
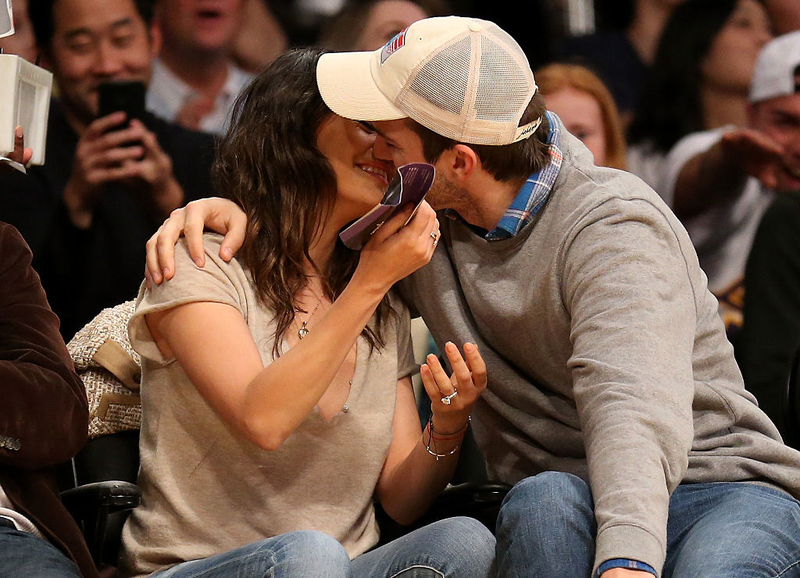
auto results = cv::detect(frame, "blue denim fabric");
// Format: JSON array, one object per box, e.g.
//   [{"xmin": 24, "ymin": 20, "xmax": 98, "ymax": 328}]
[
  {"xmin": 351, "ymin": 516, "xmax": 496, "ymax": 578},
  {"xmin": 152, "ymin": 530, "xmax": 351, "ymax": 578},
  {"xmin": 495, "ymin": 471, "xmax": 800, "ymax": 578},
  {"xmin": 151, "ymin": 517, "xmax": 496, "ymax": 578},
  {"xmin": 0, "ymin": 525, "xmax": 82, "ymax": 577}
]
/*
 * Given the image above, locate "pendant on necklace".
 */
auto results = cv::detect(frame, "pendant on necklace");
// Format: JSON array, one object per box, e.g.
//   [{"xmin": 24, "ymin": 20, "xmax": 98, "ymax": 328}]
[{"xmin": 298, "ymin": 322, "xmax": 310, "ymax": 339}]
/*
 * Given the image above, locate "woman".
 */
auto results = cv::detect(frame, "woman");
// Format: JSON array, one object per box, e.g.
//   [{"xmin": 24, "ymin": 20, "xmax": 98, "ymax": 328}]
[
  {"xmin": 536, "ymin": 62, "xmax": 628, "ymax": 170},
  {"xmin": 319, "ymin": 0, "xmax": 450, "ymax": 51},
  {"xmin": 119, "ymin": 47, "xmax": 495, "ymax": 578},
  {"xmin": 626, "ymin": 0, "xmax": 772, "ymax": 192}
]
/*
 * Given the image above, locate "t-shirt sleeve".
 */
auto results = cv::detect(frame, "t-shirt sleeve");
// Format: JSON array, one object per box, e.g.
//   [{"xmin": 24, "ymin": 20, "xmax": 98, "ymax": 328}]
[
  {"xmin": 392, "ymin": 296, "xmax": 418, "ymax": 381},
  {"xmin": 128, "ymin": 234, "xmax": 250, "ymax": 364},
  {"xmin": 661, "ymin": 127, "xmax": 728, "ymax": 207}
]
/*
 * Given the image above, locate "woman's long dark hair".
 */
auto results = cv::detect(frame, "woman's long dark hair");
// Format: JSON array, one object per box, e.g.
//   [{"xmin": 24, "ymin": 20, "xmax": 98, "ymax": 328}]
[
  {"xmin": 213, "ymin": 47, "xmax": 390, "ymax": 356},
  {"xmin": 627, "ymin": 0, "xmax": 740, "ymax": 153}
]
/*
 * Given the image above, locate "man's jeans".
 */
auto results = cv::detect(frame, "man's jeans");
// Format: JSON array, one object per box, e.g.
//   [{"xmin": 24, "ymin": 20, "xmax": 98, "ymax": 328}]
[
  {"xmin": 495, "ymin": 471, "xmax": 800, "ymax": 577},
  {"xmin": 154, "ymin": 516, "xmax": 496, "ymax": 578},
  {"xmin": 0, "ymin": 524, "xmax": 82, "ymax": 577}
]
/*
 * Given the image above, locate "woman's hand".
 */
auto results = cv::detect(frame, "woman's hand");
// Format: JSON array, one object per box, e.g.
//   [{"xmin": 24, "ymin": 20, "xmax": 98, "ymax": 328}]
[
  {"xmin": 353, "ymin": 200, "xmax": 440, "ymax": 295},
  {"xmin": 421, "ymin": 341, "xmax": 487, "ymax": 434}
]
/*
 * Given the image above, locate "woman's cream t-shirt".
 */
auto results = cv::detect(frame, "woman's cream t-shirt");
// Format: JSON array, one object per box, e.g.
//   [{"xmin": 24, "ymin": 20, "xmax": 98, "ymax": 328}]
[{"xmin": 119, "ymin": 235, "xmax": 416, "ymax": 578}]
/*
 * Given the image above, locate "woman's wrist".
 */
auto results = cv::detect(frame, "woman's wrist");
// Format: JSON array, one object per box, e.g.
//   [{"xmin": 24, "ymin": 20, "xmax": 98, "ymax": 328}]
[{"xmin": 430, "ymin": 414, "xmax": 470, "ymax": 437}]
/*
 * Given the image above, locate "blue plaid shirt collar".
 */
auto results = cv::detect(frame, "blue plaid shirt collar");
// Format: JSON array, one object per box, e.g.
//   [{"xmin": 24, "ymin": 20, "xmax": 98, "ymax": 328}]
[{"xmin": 478, "ymin": 111, "xmax": 563, "ymax": 241}]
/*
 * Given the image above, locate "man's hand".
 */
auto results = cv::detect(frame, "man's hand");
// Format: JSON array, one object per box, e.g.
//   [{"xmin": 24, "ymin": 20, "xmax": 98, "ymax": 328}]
[
  {"xmin": 1, "ymin": 126, "xmax": 33, "ymax": 171},
  {"xmin": 174, "ymin": 94, "xmax": 215, "ymax": 131},
  {"xmin": 719, "ymin": 128, "xmax": 785, "ymax": 190},
  {"xmin": 63, "ymin": 113, "xmax": 184, "ymax": 229},
  {"xmin": 674, "ymin": 127, "xmax": 786, "ymax": 220},
  {"xmin": 145, "ymin": 197, "xmax": 247, "ymax": 287}
]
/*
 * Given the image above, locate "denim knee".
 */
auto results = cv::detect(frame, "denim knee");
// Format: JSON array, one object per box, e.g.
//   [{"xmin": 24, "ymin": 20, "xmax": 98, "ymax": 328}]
[
  {"xmin": 388, "ymin": 517, "xmax": 495, "ymax": 578},
  {"xmin": 499, "ymin": 472, "xmax": 593, "ymax": 524},
  {"xmin": 271, "ymin": 530, "xmax": 350, "ymax": 576},
  {"xmin": 495, "ymin": 473, "xmax": 596, "ymax": 577},
  {"xmin": 433, "ymin": 516, "xmax": 496, "ymax": 576}
]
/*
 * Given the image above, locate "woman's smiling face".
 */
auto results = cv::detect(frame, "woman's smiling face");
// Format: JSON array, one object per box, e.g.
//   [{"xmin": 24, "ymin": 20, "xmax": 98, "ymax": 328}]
[{"xmin": 316, "ymin": 114, "xmax": 394, "ymax": 223}]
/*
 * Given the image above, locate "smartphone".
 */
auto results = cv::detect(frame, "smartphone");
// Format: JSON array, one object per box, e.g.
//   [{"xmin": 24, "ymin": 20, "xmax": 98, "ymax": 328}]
[
  {"xmin": 97, "ymin": 80, "xmax": 146, "ymax": 125},
  {"xmin": 97, "ymin": 81, "xmax": 146, "ymax": 152}
]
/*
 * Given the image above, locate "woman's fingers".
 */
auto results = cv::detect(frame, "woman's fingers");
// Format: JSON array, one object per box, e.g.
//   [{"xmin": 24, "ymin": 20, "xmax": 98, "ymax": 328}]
[{"xmin": 462, "ymin": 343, "xmax": 487, "ymax": 392}]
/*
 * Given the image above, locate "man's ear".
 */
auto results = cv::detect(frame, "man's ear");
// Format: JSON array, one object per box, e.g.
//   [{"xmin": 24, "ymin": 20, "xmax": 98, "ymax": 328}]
[
  {"xmin": 148, "ymin": 20, "xmax": 163, "ymax": 59},
  {"xmin": 443, "ymin": 144, "xmax": 479, "ymax": 183}
]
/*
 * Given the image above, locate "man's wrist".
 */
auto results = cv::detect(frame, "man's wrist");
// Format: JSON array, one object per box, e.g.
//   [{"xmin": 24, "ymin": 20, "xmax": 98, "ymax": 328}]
[{"xmin": 597, "ymin": 558, "xmax": 657, "ymax": 577}]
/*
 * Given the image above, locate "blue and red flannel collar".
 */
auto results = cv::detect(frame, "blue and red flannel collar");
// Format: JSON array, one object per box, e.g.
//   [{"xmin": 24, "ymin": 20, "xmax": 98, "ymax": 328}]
[{"xmin": 453, "ymin": 111, "xmax": 562, "ymax": 241}]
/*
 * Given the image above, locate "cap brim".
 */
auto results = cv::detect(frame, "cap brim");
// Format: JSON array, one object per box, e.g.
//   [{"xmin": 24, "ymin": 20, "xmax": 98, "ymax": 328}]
[{"xmin": 317, "ymin": 51, "xmax": 408, "ymax": 121}]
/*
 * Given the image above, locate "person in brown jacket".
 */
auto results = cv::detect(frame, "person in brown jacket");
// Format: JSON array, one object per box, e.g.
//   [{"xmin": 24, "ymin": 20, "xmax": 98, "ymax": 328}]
[{"xmin": 0, "ymin": 220, "xmax": 97, "ymax": 577}]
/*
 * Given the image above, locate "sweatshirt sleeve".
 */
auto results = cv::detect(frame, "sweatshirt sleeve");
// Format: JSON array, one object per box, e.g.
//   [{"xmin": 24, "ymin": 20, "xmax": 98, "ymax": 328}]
[
  {"xmin": 560, "ymin": 197, "xmax": 697, "ymax": 576},
  {"xmin": 0, "ymin": 223, "xmax": 89, "ymax": 469}
]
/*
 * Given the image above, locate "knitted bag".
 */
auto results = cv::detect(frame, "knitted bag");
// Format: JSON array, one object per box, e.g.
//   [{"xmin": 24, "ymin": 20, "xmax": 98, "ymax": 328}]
[{"xmin": 67, "ymin": 300, "xmax": 142, "ymax": 439}]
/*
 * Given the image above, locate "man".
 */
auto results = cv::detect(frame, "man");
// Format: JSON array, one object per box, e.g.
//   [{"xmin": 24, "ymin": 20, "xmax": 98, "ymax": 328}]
[
  {"xmin": 146, "ymin": 0, "xmax": 251, "ymax": 134},
  {"xmin": 0, "ymin": 0, "xmax": 215, "ymax": 339},
  {"xmin": 723, "ymin": 31, "xmax": 800, "ymax": 443},
  {"xmin": 0, "ymin": 136, "xmax": 95, "ymax": 578},
  {"xmin": 765, "ymin": 0, "xmax": 800, "ymax": 34},
  {"xmin": 149, "ymin": 17, "xmax": 800, "ymax": 577},
  {"xmin": 661, "ymin": 31, "xmax": 800, "ymax": 341},
  {"xmin": 0, "ymin": 222, "xmax": 95, "ymax": 578}
]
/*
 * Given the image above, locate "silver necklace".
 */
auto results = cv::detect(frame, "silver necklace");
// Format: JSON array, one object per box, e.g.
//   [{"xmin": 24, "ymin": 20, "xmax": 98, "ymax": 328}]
[{"xmin": 297, "ymin": 296, "xmax": 323, "ymax": 339}]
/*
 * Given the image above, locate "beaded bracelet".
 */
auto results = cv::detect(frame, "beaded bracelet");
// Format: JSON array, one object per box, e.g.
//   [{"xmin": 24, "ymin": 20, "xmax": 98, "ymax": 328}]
[{"xmin": 425, "ymin": 415, "xmax": 470, "ymax": 460}]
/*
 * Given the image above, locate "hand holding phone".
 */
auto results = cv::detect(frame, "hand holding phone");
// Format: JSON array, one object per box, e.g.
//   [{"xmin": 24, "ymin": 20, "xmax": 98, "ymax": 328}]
[{"xmin": 97, "ymin": 80, "xmax": 146, "ymax": 128}]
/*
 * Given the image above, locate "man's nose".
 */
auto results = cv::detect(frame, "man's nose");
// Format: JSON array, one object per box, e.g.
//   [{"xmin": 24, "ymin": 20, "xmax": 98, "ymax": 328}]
[
  {"xmin": 92, "ymin": 42, "xmax": 124, "ymax": 76},
  {"xmin": 372, "ymin": 136, "xmax": 393, "ymax": 162}
]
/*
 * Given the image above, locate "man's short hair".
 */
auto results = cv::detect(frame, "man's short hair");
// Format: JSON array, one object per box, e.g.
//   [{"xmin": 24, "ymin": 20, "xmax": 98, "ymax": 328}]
[
  {"xmin": 29, "ymin": 0, "xmax": 155, "ymax": 50},
  {"xmin": 409, "ymin": 93, "xmax": 552, "ymax": 183}
]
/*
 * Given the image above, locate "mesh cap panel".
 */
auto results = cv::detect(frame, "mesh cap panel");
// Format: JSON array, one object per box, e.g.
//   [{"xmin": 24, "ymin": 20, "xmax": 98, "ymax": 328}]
[
  {"xmin": 475, "ymin": 36, "xmax": 531, "ymax": 122},
  {"xmin": 407, "ymin": 36, "xmax": 471, "ymax": 116}
]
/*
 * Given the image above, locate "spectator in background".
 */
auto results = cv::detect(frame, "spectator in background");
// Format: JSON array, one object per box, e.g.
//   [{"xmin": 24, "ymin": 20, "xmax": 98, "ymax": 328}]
[
  {"xmin": 319, "ymin": 0, "xmax": 449, "ymax": 51},
  {"xmin": 0, "ymin": 137, "xmax": 96, "ymax": 578},
  {"xmin": 229, "ymin": 0, "xmax": 287, "ymax": 73},
  {"xmin": 0, "ymin": 222, "xmax": 95, "ymax": 578},
  {"xmin": 734, "ymin": 32, "xmax": 800, "ymax": 443},
  {"xmin": 663, "ymin": 32, "xmax": 800, "ymax": 347},
  {"xmin": 536, "ymin": 62, "xmax": 627, "ymax": 170},
  {"xmin": 765, "ymin": 0, "xmax": 800, "ymax": 35},
  {"xmin": 0, "ymin": 0, "xmax": 37, "ymax": 62},
  {"xmin": 627, "ymin": 0, "xmax": 771, "ymax": 193},
  {"xmin": 147, "ymin": 0, "xmax": 252, "ymax": 134},
  {"xmin": 559, "ymin": 0, "xmax": 686, "ymax": 127},
  {"xmin": 0, "ymin": 0, "xmax": 215, "ymax": 340}
]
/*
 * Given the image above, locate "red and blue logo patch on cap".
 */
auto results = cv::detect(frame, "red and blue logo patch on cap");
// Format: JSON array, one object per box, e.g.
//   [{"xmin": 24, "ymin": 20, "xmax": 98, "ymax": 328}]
[{"xmin": 380, "ymin": 29, "xmax": 407, "ymax": 64}]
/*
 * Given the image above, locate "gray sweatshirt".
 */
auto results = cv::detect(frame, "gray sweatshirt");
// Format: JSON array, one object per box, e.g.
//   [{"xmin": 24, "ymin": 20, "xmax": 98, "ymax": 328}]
[{"xmin": 400, "ymin": 128, "xmax": 800, "ymax": 575}]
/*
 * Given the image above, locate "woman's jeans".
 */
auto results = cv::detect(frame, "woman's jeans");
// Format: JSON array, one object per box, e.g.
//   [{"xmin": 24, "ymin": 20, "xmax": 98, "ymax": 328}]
[
  {"xmin": 0, "ymin": 522, "xmax": 83, "ymax": 577},
  {"xmin": 495, "ymin": 471, "xmax": 800, "ymax": 578},
  {"xmin": 152, "ymin": 516, "xmax": 495, "ymax": 578}
]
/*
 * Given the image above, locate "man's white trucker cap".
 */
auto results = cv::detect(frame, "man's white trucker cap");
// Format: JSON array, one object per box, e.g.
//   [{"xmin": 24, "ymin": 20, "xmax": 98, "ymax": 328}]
[
  {"xmin": 316, "ymin": 16, "xmax": 542, "ymax": 146},
  {"xmin": 749, "ymin": 31, "xmax": 800, "ymax": 104}
]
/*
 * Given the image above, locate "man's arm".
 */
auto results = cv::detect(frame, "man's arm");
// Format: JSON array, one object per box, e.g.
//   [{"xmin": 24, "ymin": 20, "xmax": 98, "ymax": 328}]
[
  {"xmin": 672, "ymin": 128, "xmax": 784, "ymax": 221},
  {"xmin": 144, "ymin": 197, "xmax": 247, "ymax": 285},
  {"xmin": 563, "ymin": 196, "xmax": 698, "ymax": 575},
  {"xmin": 0, "ymin": 223, "xmax": 89, "ymax": 469}
]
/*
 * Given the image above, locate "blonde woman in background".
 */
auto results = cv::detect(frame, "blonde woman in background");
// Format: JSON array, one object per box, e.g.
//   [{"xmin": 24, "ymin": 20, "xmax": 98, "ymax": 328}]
[{"xmin": 536, "ymin": 63, "xmax": 628, "ymax": 170}]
